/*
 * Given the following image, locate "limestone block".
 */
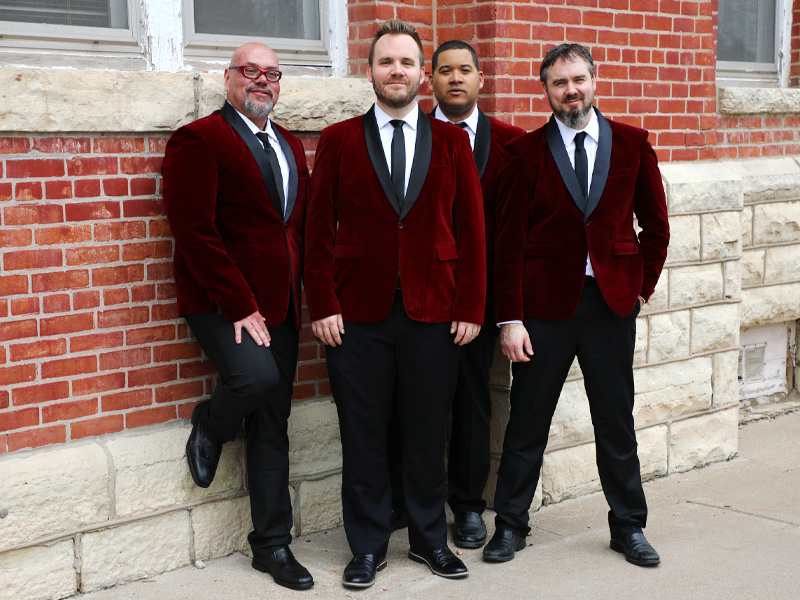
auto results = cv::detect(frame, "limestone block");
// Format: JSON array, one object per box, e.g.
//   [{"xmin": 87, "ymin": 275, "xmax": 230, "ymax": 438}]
[
  {"xmin": 701, "ymin": 211, "xmax": 741, "ymax": 261},
  {"xmin": 296, "ymin": 473, "xmax": 343, "ymax": 534},
  {"xmin": 0, "ymin": 442, "xmax": 109, "ymax": 548},
  {"xmin": 669, "ymin": 264, "xmax": 724, "ymax": 307},
  {"xmin": 548, "ymin": 381, "xmax": 592, "ymax": 446},
  {"xmin": 690, "ymin": 304, "xmax": 740, "ymax": 354},
  {"xmin": 490, "ymin": 343, "xmax": 511, "ymax": 383},
  {"xmin": 489, "ymin": 388, "xmax": 511, "ymax": 455},
  {"xmin": 741, "ymin": 248, "xmax": 765, "ymax": 287},
  {"xmin": 659, "ymin": 162, "xmax": 742, "ymax": 214},
  {"xmin": 484, "ymin": 456, "xmax": 542, "ymax": 511},
  {"xmin": 664, "ymin": 215, "xmax": 701, "ymax": 264},
  {"xmin": 646, "ymin": 273, "xmax": 669, "ymax": 312},
  {"xmin": 197, "ymin": 74, "xmax": 375, "ymax": 132},
  {"xmin": 633, "ymin": 357, "xmax": 713, "ymax": 424},
  {"xmin": 718, "ymin": 87, "xmax": 800, "ymax": 115},
  {"xmin": 752, "ymin": 202, "xmax": 800, "ymax": 245},
  {"xmin": 0, "ymin": 541, "xmax": 76, "ymax": 600},
  {"xmin": 107, "ymin": 425, "xmax": 243, "ymax": 517},
  {"xmin": 541, "ymin": 442, "xmax": 601, "ymax": 504},
  {"xmin": 634, "ymin": 316, "xmax": 648, "ymax": 366},
  {"xmin": 741, "ymin": 283, "xmax": 800, "ymax": 327},
  {"xmin": 648, "ymin": 311, "xmax": 690, "ymax": 363},
  {"xmin": 713, "ymin": 351, "xmax": 740, "ymax": 409},
  {"xmin": 741, "ymin": 206, "xmax": 753, "ymax": 247},
  {"xmin": 723, "ymin": 258, "xmax": 741, "ymax": 301},
  {"xmin": 0, "ymin": 67, "xmax": 196, "ymax": 132},
  {"xmin": 721, "ymin": 157, "xmax": 800, "ymax": 203},
  {"xmin": 637, "ymin": 425, "xmax": 668, "ymax": 480},
  {"xmin": 764, "ymin": 244, "xmax": 800, "ymax": 284},
  {"xmin": 191, "ymin": 496, "xmax": 251, "ymax": 561},
  {"xmin": 81, "ymin": 512, "xmax": 192, "ymax": 592},
  {"xmin": 287, "ymin": 400, "xmax": 341, "ymax": 478},
  {"xmin": 668, "ymin": 408, "xmax": 738, "ymax": 473}
]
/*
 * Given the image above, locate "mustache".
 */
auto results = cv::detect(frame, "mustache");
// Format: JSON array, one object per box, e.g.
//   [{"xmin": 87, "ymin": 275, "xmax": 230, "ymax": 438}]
[
  {"xmin": 383, "ymin": 76, "xmax": 409, "ymax": 84},
  {"xmin": 246, "ymin": 84, "xmax": 274, "ymax": 98},
  {"xmin": 563, "ymin": 93, "xmax": 584, "ymax": 103}
]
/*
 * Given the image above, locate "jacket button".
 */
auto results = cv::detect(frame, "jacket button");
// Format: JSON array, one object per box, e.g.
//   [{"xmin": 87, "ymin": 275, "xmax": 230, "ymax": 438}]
[
  {"xmin": 584, "ymin": 219, "xmax": 590, "ymax": 226},
  {"xmin": 398, "ymin": 222, "xmax": 404, "ymax": 229}
]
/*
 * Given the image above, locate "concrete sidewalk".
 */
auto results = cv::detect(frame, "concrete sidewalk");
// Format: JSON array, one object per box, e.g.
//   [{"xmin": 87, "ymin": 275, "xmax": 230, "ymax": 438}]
[{"xmin": 76, "ymin": 411, "xmax": 800, "ymax": 600}]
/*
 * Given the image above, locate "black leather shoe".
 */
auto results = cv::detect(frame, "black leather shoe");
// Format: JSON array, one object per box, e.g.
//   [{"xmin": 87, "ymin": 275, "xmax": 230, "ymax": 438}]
[
  {"xmin": 186, "ymin": 402, "xmax": 222, "ymax": 488},
  {"xmin": 391, "ymin": 506, "xmax": 409, "ymax": 531},
  {"xmin": 342, "ymin": 553, "xmax": 387, "ymax": 588},
  {"xmin": 453, "ymin": 511, "xmax": 487, "ymax": 549},
  {"xmin": 482, "ymin": 528, "xmax": 526, "ymax": 562},
  {"xmin": 252, "ymin": 546, "xmax": 314, "ymax": 590},
  {"xmin": 610, "ymin": 532, "xmax": 661, "ymax": 566},
  {"xmin": 408, "ymin": 546, "xmax": 468, "ymax": 578}
]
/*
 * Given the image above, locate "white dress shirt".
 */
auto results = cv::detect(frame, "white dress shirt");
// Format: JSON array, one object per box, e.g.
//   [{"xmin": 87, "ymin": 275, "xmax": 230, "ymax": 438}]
[
  {"xmin": 433, "ymin": 104, "xmax": 479, "ymax": 150},
  {"xmin": 374, "ymin": 102, "xmax": 418, "ymax": 195}
]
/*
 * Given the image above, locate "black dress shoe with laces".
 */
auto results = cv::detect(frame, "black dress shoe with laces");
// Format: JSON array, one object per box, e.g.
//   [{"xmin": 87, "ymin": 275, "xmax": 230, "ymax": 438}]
[
  {"xmin": 482, "ymin": 528, "xmax": 526, "ymax": 562},
  {"xmin": 453, "ymin": 511, "xmax": 487, "ymax": 549},
  {"xmin": 408, "ymin": 546, "xmax": 468, "ymax": 578},
  {"xmin": 252, "ymin": 546, "xmax": 314, "ymax": 590},
  {"xmin": 342, "ymin": 553, "xmax": 387, "ymax": 588},
  {"xmin": 186, "ymin": 402, "xmax": 222, "ymax": 488},
  {"xmin": 610, "ymin": 532, "xmax": 661, "ymax": 566}
]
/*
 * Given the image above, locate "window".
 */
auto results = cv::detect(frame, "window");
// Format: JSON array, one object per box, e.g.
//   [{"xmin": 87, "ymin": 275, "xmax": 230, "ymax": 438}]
[{"xmin": 717, "ymin": 0, "xmax": 793, "ymax": 87}]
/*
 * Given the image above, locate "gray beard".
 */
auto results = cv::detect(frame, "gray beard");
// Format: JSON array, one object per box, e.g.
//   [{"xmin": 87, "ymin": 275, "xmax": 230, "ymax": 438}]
[
  {"xmin": 244, "ymin": 94, "xmax": 274, "ymax": 117},
  {"xmin": 558, "ymin": 103, "xmax": 592, "ymax": 129}
]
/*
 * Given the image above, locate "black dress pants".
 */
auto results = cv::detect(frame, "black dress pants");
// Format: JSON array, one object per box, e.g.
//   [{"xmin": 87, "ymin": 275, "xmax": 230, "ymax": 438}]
[
  {"xmin": 184, "ymin": 311, "xmax": 299, "ymax": 554},
  {"xmin": 493, "ymin": 279, "xmax": 647, "ymax": 537},
  {"xmin": 326, "ymin": 291, "xmax": 457, "ymax": 554}
]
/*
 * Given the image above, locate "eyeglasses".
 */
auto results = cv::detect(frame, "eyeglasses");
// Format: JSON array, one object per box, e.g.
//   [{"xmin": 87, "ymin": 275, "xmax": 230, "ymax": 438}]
[{"xmin": 229, "ymin": 65, "xmax": 282, "ymax": 82}]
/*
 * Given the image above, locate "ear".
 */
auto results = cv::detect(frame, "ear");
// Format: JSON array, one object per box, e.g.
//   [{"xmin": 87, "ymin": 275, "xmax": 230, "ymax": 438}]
[
  {"xmin": 367, "ymin": 63, "xmax": 374, "ymax": 84},
  {"xmin": 478, "ymin": 70, "xmax": 485, "ymax": 91},
  {"xmin": 224, "ymin": 68, "xmax": 231, "ymax": 94}
]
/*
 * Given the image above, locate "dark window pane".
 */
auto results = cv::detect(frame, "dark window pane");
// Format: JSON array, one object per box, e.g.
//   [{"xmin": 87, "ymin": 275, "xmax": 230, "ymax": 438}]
[
  {"xmin": 718, "ymin": 0, "xmax": 776, "ymax": 64},
  {"xmin": 194, "ymin": 0, "xmax": 320, "ymax": 41}
]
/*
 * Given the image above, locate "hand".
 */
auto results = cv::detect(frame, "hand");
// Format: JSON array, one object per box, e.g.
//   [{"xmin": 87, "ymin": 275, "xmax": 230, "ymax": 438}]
[
  {"xmin": 451, "ymin": 321, "xmax": 481, "ymax": 346},
  {"xmin": 499, "ymin": 323, "xmax": 533, "ymax": 362},
  {"xmin": 312, "ymin": 314, "xmax": 345, "ymax": 346},
  {"xmin": 234, "ymin": 311, "xmax": 270, "ymax": 346}
]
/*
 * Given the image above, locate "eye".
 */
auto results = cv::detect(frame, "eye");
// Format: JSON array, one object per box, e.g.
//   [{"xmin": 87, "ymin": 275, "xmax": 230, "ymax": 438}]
[{"xmin": 242, "ymin": 67, "xmax": 260, "ymax": 77}]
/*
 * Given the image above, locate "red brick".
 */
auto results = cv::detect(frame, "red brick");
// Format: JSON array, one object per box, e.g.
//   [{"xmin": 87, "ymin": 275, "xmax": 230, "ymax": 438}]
[
  {"xmin": 177, "ymin": 401, "xmax": 199, "ymax": 419},
  {"xmin": 0, "ymin": 390, "xmax": 8, "ymax": 409},
  {"xmin": 180, "ymin": 360, "xmax": 217, "ymax": 379},
  {"xmin": 121, "ymin": 241, "xmax": 172, "ymax": 262},
  {"xmin": 0, "ymin": 407, "xmax": 39, "ymax": 432},
  {"xmin": 297, "ymin": 361, "xmax": 329, "ymax": 381},
  {"xmin": 45, "ymin": 180, "xmax": 73, "ymax": 199},
  {"xmin": 0, "ymin": 182, "xmax": 12, "ymax": 200},
  {"xmin": 149, "ymin": 219, "xmax": 172, "ymax": 238},
  {"xmin": 151, "ymin": 302, "xmax": 179, "ymax": 321},
  {"xmin": 4, "ymin": 248, "xmax": 62, "ymax": 271},
  {"xmin": 101, "ymin": 389, "xmax": 153, "ymax": 412},
  {"xmin": 119, "ymin": 156, "xmax": 162, "ymax": 174},
  {"xmin": 6, "ymin": 158, "xmax": 65, "ymax": 178},
  {"xmin": 0, "ymin": 138, "xmax": 32, "ymax": 154},
  {"xmin": 133, "ymin": 284, "xmax": 157, "ymax": 302},
  {"xmin": 0, "ymin": 228, "xmax": 32, "ymax": 248},
  {"xmin": 42, "ymin": 355, "xmax": 97, "ymax": 379},
  {"xmin": 297, "ymin": 343, "xmax": 319, "ymax": 362},
  {"xmin": 14, "ymin": 181, "xmax": 44, "ymax": 201},
  {"xmin": 42, "ymin": 398, "xmax": 99, "ymax": 423},
  {"xmin": 65, "ymin": 201, "xmax": 121, "ymax": 222},
  {"xmin": 13, "ymin": 380, "xmax": 70, "ymax": 405},
  {"xmin": 72, "ymin": 373, "xmax": 126, "ymax": 397},
  {"xmin": 10, "ymin": 296, "xmax": 40, "ymax": 316},
  {"xmin": 40, "ymin": 312, "xmax": 95, "ymax": 336},
  {"xmin": 130, "ymin": 178, "xmax": 158, "ymax": 196},
  {"xmin": 128, "ymin": 364, "xmax": 178, "ymax": 387},
  {"xmin": 126, "ymin": 406, "xmax": 177, "ymax": 429},
  {"xmin": 152, "ymin": 341, "xmax": 201, "ymax": 363},
  {"xmin": 103, "ymin": 288, "xmax": 130, "ymax": 305},
  {"xmin": 9, "ymin": 338, "xmax": 66, "ymax": 361},
  {"xmin": 34, "ymin": 224, "xmax": 92, "ymax": 246},
  {"xmin": 32, "ymin": 270, "xmax": 90, "ymax": 293},
  {"xmin": 149, "ymin": 137, "xmax": 169, "ymax": 153},
  {"xmin": 154, "ymin": 381, "xmax": 205, "ymax": 404},
  {"xmin": 123, "ymin": 198, "xmax": 164, "ymax": 217},
  {"xmin": 0, "ymin": 319, "xmax": 37, "ymax": 342},
  {"xmin": 66, "ymin": 156, "xmax": 118, "ymax": 176},
  {"xmin": 65, "ymin": 245, "xmax": 120, "ymax": 266},
  {"xmin": 71, "ymin": 415, "xmax": 124, "ymax": 439},
  {"xmin": 97, "ymin": 306, "xmax": 149, "ymax": 328},
  {"xmin": 99, "ymin": 348, "xmax": 151, "ymax": 371},
  {"xmin": 93, "ymin": 264, "xmax": 144, "ymax": 286},
  {"xmin": 70, "ymin": 331, "xmax": 124, "ymax": 353},
  {"xmin": 74, "ymin": 179, "xmax": 102, "ymax": 197},
  {"xmin": 94, "ymin": 221, "xmax": 147, "ymax": 241},
  {"xmin": 93, "ymin": 137, "xmax": 145, "ymax": 153},
  {"xmin": 71, "ymin": 291, "xmax": 99, "ymax": 311},
  {"xmin": 8, "ymin": 425, "xmax": 66, "ymax": 451},
  {"xmin": 0, "ymin": 275, "xmax": 29, "ymax": 297},
  {"xmin": 126, "ymin": 324, "xmax": 176, "ymax": 345},
  {"xmin": 0, "ymin": 362, "xmax": 36, "ymax": 386},
  {"xmin": 33, "ymin": 137, "xmax": 92, "ymax": 154},
  {"xmin": 292, "ymin": 382, "xmax": 317, "ymax": 400}
]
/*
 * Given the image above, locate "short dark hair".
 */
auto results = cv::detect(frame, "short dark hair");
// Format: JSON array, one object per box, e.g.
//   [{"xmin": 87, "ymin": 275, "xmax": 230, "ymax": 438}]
[
  {"xmin": 368, "ymin": 19, "xmax": 425, "ymax": 68},
  {"xmin": 540, "ymin": 43, "xmax": 595, "ymax": 85},
  {"xmin": 431, "ymin": 40, "xmax": 479, "ymax": 72}
]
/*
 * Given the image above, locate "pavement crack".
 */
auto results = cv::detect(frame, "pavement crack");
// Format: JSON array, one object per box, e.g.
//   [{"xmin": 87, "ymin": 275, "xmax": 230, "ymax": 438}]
[{"xmin": 686, "ymin": 499, "xmax": 800, "ymax": 527}]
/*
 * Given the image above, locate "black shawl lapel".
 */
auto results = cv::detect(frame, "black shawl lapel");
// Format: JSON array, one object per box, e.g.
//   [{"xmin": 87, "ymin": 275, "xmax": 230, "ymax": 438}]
[
  {"xmin": 545, "ymin": 115, "xmax": 587, "ymax": 215},
  {"xmin": 273, "ymin": 127, "xmax": 298, "ymax": 222},
  {"xmin": 220, "ymin": 102, "xmax": 283, "ymax": 218},
  {"xmin": 362, "ymin": 106, "xmax": 402, "ymax": 215},
  {"xmin": 585, "ymin": 108, "xmax": 611, "ymax": 219},
  {"xmin": 400, "ymin": 107, "xmax": 432, "ymax": 220},
  {"xmin": 473, "ymin": 109, "xmax": 491, "ymax": 179}
]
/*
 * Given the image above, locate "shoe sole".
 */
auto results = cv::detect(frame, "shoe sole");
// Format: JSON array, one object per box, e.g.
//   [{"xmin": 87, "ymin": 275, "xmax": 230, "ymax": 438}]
[
  {"xmin": 609, "ymin": 540, "xmax": 661, "ymax": 566},
  {"xmin": 408, "ymin": 551, "xmax": 468, "ymax": 578},
  {"xmin": 342, "ymin": 558, "xmax": 387, "ymax": 588},
  {"xmin": 482, "ymin": 539, "xmax": 526, "ymax": 563},
  {"xmin": 453, "ymin": 535, "xmax": 487, "ymax": 549},
  {"xmin": 251, "ymin": 558, "xmax": 314, "ymax": 590},
  {"xmin": 186, "ymin": 404, "xmax": 211, "ymax": 489}
]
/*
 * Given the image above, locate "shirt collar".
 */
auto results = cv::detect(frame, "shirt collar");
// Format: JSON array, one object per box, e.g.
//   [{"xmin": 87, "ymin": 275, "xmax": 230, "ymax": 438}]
[
  {"xmin": 433, "ymin": 104, "xmax": 479, "ymax": 135},
  {"xmin": 229, "ymin": 101, "xmax": 277, "ymax": 141},
  {"xmin": 374, "ymin": 102, "xmax": 419, "ymax": 131},
  {"xmin": 554, "ymin": 106, "xmax": 599, "ymax": 145}
]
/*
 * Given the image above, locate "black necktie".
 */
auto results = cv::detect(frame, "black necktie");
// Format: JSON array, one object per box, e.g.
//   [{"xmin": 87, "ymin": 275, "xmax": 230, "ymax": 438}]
[
  {"xmin": 455, "ymin": 122, "xmax": 468, "ymax": 128},
  {"xmin": 573, "ymin": 131, "xmax": 589, "ymax": 203},
  {"xmin": 390, "ymin": 119, "xmax": 406, "ymax": 209},
  {"xmin": 255, "ymin": 131, "xmax": 285, "ymax": 217}
]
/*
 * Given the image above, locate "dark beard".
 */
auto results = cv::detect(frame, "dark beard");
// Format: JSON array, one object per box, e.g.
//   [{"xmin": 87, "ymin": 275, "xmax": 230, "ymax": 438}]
[
  {"xmin": 556, "ymin": 100, "xmax": 592, "ymax": 129},
  {"xmin": 373, "ymin": 78, "xmax": 421, "ymax": 110}
]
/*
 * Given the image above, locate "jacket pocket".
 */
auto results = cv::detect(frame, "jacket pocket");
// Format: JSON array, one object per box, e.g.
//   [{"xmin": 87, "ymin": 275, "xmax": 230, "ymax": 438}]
[
  {"xmin": 613, "ymin": 239, "xmax": 639, "ymax": 255},
  {"xmin": 437, "ymin": 245, "xmax": 458, "ymax": 261},
  {"xmin": 525, "ymin": 242, "xmax": 558, "ymax": 256},
  {"xmin": 334, "ymin": 244, "xmax": 361, "ymax": 260}
]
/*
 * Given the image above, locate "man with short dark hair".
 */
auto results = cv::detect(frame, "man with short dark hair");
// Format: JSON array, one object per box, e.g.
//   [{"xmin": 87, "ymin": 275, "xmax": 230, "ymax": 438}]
[
  {"xmin": 487, "ymin": 43, "xmax": 670, "ymax": 566},
  {"xmin": 304, "ymin": 19, "xmax": 486, "ymax": 589}
]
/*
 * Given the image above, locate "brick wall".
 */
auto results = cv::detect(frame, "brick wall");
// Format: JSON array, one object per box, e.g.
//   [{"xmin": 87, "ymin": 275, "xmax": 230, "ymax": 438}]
[{"xmin": 792, "ymin": 0, "xmax": 800, "ymax": 87}]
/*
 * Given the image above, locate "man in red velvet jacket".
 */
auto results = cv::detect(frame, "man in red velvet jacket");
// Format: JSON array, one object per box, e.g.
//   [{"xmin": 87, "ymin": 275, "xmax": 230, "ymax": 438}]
[
  {"xmin": 304, "ymin": 19, "xmax": 486, "ymax": 589},
  {"xmin": 161, "ymin": 43, "xmax": 313, "ymax": 591},
  {"xmin": 485, "ymin": 44, "xmax": 670, "ymax": 567}
]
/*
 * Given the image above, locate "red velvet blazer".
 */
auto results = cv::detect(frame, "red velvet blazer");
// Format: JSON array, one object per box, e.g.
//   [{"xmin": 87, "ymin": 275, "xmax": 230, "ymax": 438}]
[
  {"xmin": 161, "ymin": 104, "xmax": 308, "ymax": 329},
  {"xmin": 304, "ymin": 107, "xmax": 486, "ymax": 325},
  {"xmin": 494, "ymin": 111, "xmax": 669, "ymax": 322}
]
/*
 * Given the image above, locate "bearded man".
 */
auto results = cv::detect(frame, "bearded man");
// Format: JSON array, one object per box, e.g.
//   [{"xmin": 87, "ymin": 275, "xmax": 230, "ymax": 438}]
[{"xmin": 303, "ymin": 19, "xmax": 486, "ymax": 589}]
